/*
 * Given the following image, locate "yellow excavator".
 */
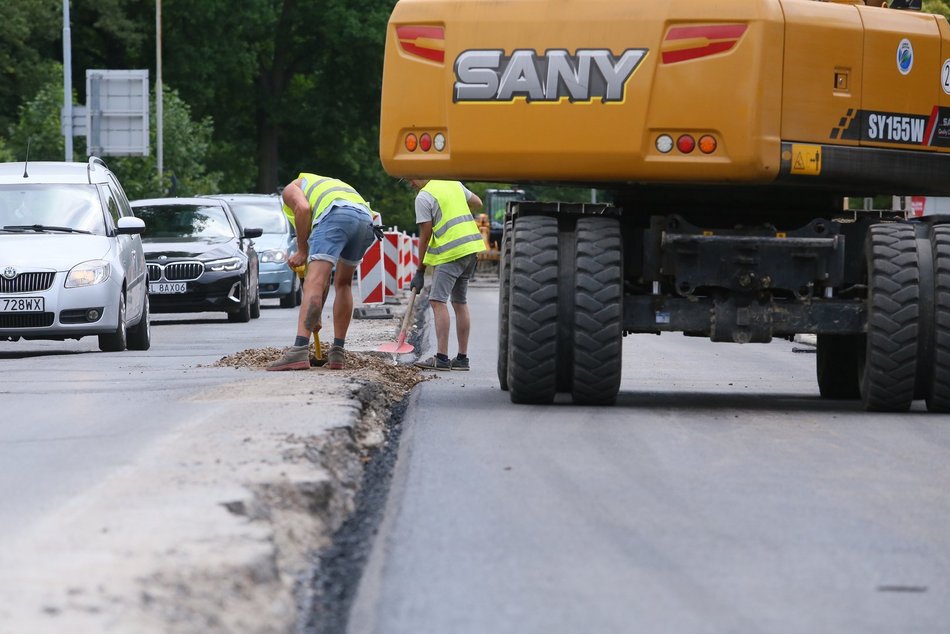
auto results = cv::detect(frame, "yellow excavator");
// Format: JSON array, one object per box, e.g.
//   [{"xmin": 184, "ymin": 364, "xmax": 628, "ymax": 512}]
[{"xmin": 379, "ymin": 0, "xmax": 950, "ymax": 412}]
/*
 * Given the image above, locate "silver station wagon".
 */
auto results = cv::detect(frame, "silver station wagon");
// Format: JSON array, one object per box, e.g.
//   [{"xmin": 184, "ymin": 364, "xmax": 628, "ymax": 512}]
[{"xmin": 0, "ymin": 158, "xmax": 150, "ymax": 351}]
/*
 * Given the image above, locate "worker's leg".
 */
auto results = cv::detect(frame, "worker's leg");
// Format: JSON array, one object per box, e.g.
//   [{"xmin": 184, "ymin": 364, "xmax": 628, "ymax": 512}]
[
  {"xmin": 448, "ymin": 254, "xmax": 478, "ymax": 356},
  {"xmin": 297, "ymin": 261, "xmax": 334, "ymax": 338},
  {"xmin": 452, "ymin": 301, "xmax": 471, "ymax": 356},
  {"xmin": 332, "ymin": 261, "xmax": 358, "ymax": 342},
  {"xmin": 329, "ymin": 209, "xmax": 377, "ymax": 345},
  {"xmin": 430, "ymin": 299, "xmax": 451, "ymax": 356}
]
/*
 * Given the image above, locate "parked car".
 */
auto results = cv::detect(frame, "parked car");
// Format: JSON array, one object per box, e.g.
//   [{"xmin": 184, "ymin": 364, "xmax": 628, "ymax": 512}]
[
  {"xmin": 0, "ymin": 157, "xmax": 150, "ymax": 352},
  {"xmin": 130, "ymin": 197, "xmax": 262, "ymax": 322},
  {"xmin": 204, "ymin": 193, "xmax": 301, "ymax": 308}
]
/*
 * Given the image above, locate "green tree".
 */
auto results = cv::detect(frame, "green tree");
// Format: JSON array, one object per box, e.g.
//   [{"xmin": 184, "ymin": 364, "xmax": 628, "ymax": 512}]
[
  {"xmin": 158, "ymin": 0, "xmax": 396, "ymax": 193},
  {"xmin": 923, "ymin": 0, "xmax": 950, "ymax": 18},
  {"xmin": 0, "ymin": 0, "xmax": 61, "ymax": 134},
  {"xmin": 7, "ymin": 76, "xmax": 70, "ymax": 161},
  {"xmin": 0, "ymin": 137, "xmax": 14, "ymax": 162}
]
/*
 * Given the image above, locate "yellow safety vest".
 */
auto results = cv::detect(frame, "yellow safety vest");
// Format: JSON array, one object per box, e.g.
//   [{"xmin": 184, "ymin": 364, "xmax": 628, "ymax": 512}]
[
  {"xmin": 282, "ymin": 173, "xmax": 378, "ymax": 226},
  {"xmin": 422, "ymin": 180, "xmax": 486, "ymax": 266}
]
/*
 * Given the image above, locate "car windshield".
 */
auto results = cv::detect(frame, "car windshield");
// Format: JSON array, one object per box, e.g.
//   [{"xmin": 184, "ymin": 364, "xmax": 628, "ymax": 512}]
[
  {"xmin": 134, "ymin": 204, "xmax": 235, "ymax": 239},
  {"xmin": 0, "ymin": 184, "xmax": 106, "ymax": 235},
  {"xmin": 227, "ymin": 200, "xmax": 287, "ymax": 234}
]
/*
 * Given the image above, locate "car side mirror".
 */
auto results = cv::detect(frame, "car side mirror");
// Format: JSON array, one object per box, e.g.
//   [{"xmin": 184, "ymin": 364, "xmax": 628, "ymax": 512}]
[
  {"xmin": 116, "ymin": 216, "xmax": 146, "ymax": 235},
  {"xmin": 243, "ymin": 227, "xmax": 264, "ymax": 239}
]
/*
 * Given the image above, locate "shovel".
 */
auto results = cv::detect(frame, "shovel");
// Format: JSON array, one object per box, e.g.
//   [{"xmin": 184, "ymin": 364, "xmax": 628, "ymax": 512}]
[
  {"xmin": 377, "ymin": 287, "xmax": 418, "ymax": 358},
  {"xmin": 310, "ymin": 330, "xmax": 327, "ymax": 367}
]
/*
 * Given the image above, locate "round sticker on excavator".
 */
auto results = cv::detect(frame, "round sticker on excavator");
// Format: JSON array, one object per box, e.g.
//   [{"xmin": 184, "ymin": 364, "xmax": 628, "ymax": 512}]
[
  {"xmin": 897, "ymin": 39, "xmax": 914, "ymax": 76},
  {"xmin": 943, "ymin": 59, "xmax": 950, "ymax": 95}
]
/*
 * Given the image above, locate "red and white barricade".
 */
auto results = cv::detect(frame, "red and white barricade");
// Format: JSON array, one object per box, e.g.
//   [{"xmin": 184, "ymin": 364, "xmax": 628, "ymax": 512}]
[
  {"xmin": 412, "ymin": 236, "xmax": 419, "ymax": 272},
  {"xmin": 357, "ymin": 240, "xmax": 384, "ymax": 305},
  {"xmin": 383, "ymin": 230, "xmax": 401, "ymax": 300}
]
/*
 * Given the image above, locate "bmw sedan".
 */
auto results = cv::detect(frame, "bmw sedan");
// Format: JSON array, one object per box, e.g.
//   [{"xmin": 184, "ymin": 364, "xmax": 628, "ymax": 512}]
[
  {"xmin": 205, "ymin": 193, "xmax": 301, "ymax": 308},
  {"xmin": 0, "ymin": 158, "xmax": 150, "ymax": 352},
  {"xmin": 130, "ymin": 197, "xmax": 262, "ymax": 322}
]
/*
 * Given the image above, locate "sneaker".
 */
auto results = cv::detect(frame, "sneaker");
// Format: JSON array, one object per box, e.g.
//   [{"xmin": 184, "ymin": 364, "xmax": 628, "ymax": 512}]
[
  {"xmin": 267, "ymin": 345, "xmax": 310, "ymax": 371},
  {"xmin": 326, "ymin": 345, "xmax": 345, "ymax": 370},
  {"xmin": 450, "ymin": 356, "xmax": 470, "ymax": 371},
  {"xmin": 414, "ymin": 355, "xmax": 451, "ymax": 371}
]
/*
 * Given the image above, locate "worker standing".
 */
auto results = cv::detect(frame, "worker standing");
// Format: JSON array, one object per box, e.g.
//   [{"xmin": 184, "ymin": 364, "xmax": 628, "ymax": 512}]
[
  {"xmin": 408, "ymin": 179, "xmax": 485, "ymax": 371},
  {"xmin": 268, "ymin": 173, "xmax": 381, "ymax": 371}
]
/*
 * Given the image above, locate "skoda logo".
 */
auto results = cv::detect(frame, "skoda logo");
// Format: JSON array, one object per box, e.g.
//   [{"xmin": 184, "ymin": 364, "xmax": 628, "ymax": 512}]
[
  {"xmin": 158, "ymin": 255, "xmax": 168, "ymax": 261},
  {"xmin": 897, "ymin": 38, "xmax": 914, "ymax": 75},
  {"xmin": 1, "ymin": 267, "xmax": 15, "ymax": 280}
]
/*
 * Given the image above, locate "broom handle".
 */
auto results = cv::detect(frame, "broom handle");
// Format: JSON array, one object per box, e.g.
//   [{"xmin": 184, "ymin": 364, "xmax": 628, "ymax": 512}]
[{"xmin": 397, "ymin": 288, "xmax": 418, "ymax": 345}]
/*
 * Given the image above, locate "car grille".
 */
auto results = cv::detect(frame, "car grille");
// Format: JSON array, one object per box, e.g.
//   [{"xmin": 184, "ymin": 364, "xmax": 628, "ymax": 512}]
[
  {"xmin": 147, "ymin": 261, "xmax": 203, "ymax": 282},
  {"xmin": 0, "ymin": 272, "xmax": 56, "ymax": 293},
  {"xmin": 0, "ymin": 312, "xmax": 55, "ymax": 328}
]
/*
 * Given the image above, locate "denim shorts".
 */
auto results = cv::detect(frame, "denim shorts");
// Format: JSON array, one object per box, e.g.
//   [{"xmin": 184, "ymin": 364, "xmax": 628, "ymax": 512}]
[
  {"xmin": 429, "ymin": 253, "xmax": 478, "ymax": 303},
  {"xmin": 308, "ymin": 204, "xmax": 377, "ymax": 266}
]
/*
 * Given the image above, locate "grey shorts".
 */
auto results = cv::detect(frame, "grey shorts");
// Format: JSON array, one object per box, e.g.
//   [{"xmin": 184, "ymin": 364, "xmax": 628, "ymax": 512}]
[{"xmin": 429, "ymin": 253, "xmax": 477, "ymax": 304}]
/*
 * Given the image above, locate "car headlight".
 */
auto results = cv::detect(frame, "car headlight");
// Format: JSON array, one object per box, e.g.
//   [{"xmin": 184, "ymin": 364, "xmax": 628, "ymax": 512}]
[
  {"xmin": 259, "ymin": 249, "xmax": 288, "ymax": 264},
  {"xmin": 204, "ymin": 256, "xmax": 244, "ymax": 272},
  {"xmin": 65, "ymin": 260, "xmax": 111, "ymax": 288}
]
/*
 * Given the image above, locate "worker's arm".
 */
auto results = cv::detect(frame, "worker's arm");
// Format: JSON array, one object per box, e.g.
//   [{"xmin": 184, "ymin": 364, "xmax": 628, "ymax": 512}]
[
  {"xmin": 409, "ymin": 220, "xmax": 433, "ymax": 292},
  {"xmin": 282, "ymin": 179, "xmax": 312, "ymax": 255},
  {"xmin": 467, "ymin": 192, "xmax": 483, "ymax": 213},
  {"xmin": 416, "ymin": 220, "xmax": 433, "ymax": 272}
]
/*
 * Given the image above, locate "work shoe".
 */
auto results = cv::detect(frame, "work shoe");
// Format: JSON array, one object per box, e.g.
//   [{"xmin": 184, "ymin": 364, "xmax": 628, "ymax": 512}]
[
  {"xmin": 266, "ymin": 345, "xmax": 310, "ymax": 371},
  {"xmin": 414, "ymin": 355, "xmax": 452, "ymax": 371},
  {"xmin": 450, "ymin": 356, "xmax": 470, "ymax": 371},
  {"xmin": 326, "ymin": 345, "xmax": 345, "ymax": 370}
]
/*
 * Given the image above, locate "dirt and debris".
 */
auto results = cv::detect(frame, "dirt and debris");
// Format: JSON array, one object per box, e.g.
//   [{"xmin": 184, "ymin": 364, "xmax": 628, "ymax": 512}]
[{"xmin": 210, "ymin": 347, "xmax": 431, "ymax": 399}]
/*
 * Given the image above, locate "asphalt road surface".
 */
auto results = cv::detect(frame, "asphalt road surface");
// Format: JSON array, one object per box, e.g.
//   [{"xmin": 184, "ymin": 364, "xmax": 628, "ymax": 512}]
[
  {"xmin": 0, "ymin": 301, "xmax": 295, "ymax": 545},
  {"xmin": 349, "ymin": 285, "xmax": 950, "ymax": 634}
]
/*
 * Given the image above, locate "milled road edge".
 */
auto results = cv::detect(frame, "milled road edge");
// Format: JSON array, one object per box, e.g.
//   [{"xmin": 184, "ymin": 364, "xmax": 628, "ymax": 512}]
[
  {"xmin": 296, "ymin": 393, "xmax": 412, "ymax": 634},
  {"xmin": 296, "ymin": 299, "xmax": 430, "ymax": 633}
]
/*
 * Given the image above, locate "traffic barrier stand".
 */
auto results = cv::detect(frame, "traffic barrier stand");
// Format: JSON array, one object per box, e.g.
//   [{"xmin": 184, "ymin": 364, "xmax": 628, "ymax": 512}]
[
  {"xmin": 383, "ymin": 230, "xmax": 401, "ymax": 303},
  {"xmin": 357, "ymin": 239, "xmax": 385, "ymax": 305}
]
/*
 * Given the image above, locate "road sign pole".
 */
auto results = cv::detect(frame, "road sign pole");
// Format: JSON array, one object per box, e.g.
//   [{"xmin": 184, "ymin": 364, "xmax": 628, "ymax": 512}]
[
  {"xmin": 63, "ymin": 0, "xmax": 73, "ymax": 161},
  {"xmin": 156, "ymin": 0, "xmax": 164, "ymax": 189}
]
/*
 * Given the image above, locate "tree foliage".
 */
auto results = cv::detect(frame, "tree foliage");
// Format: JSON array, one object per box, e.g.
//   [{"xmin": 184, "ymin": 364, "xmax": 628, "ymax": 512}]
[{"xmin": 923, "ymin": 0, "xmax": 950, "ymax": 18}]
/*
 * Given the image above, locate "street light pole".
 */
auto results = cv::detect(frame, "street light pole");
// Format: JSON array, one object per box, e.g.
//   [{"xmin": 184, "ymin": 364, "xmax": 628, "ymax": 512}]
[
  {"xmin": 63, "ymin": 0, "xmax": 73, "ymax": 161},
  {"xmin": 156, "ymin": 0, "xmax": 164, "ymax": 190}
]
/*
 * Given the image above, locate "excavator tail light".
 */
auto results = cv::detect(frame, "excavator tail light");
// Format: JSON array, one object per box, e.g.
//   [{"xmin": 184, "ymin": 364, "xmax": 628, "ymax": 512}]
[
  {"xmin": 677, "ymin": 135, "xmax": 696, "ymax": 154},
  {"xmin": 420, "ymin": 133, "xmax": 432, "ymax": 152},
  {"xmin": 699, "ymin": 135, "xmax": 717, "ymax": 154},
  {"xmin": 405, "ymin": 134, "xmax": 418, "ymax": 152},
  {"xmin": 656, "ymin": 135, "xmax": 674, "ymax": 154}
]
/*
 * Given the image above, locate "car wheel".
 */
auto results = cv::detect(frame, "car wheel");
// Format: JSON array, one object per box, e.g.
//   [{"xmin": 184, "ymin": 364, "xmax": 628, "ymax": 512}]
[
  {"xmin": 127, "ymin": 294, "xmax": 151, "ymax": 351},
  {"xmin": 250, "ymin": 285, "xmax": 261, "ymax": 319},
  {"xmin": 99, "ymin": 292, "xmax": 128, "ymax": 352},
  {"xmin": 507, "ymin": 215, "xmax": 559, "ymax": 404},
  {"xmin": 280, "ymin": 276, "xmax": 300, "ymax": 308},
  {"xmin": 497, "ymin": 219, "xmax": 512, "ymax": 391},
  {"xmin": 228, "ymin": 276, "xmax": 252, "ymax": 323},
  {"xmin": 572, "ymin": 216, "xmax": 623, "ymax": 406},
  {"xmin": 858, "ymin": 223, "xmax": 919, "ymax": 412}
]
